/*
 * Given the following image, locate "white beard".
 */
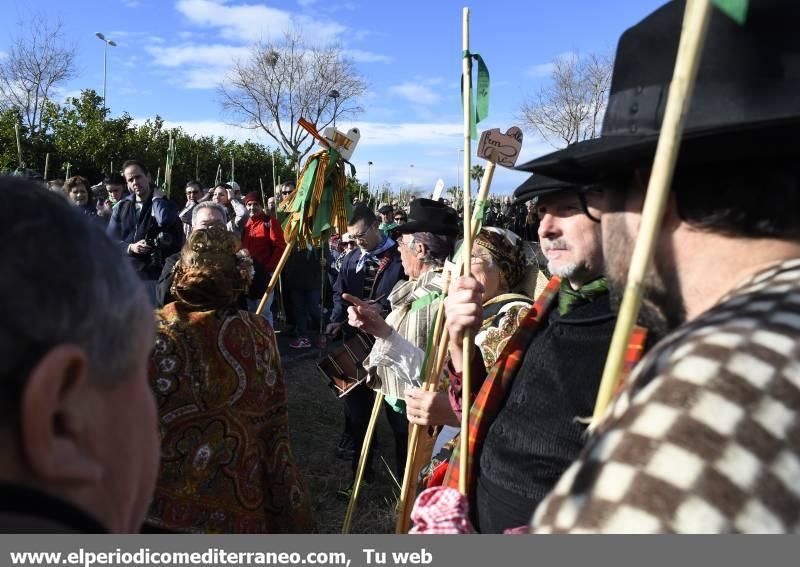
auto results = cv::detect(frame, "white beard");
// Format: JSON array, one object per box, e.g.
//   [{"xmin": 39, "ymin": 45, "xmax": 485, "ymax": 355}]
[{"xmin": 549, "ymin": 260, "xmax": 581, "ymax": 279}]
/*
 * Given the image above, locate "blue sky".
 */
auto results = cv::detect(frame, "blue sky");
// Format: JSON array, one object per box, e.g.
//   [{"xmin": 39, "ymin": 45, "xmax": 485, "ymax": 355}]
[{"xmin": 1, "ymin": 0, "xmax": 665, "ymax": 193}]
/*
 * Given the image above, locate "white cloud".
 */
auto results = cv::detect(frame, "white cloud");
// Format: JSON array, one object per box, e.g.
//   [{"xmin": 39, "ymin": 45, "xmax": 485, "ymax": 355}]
[
  {"xmin": 525, "ymin": 62, "xmax": 554, "ymax": 78},
  {"xmin": 342, "ymin": 49, "xmax": 392, "ymax": 64},
  {"xmin": 350, "ymin": 121, "xmax": 461, "ymax": 146},
  {"xmin": 526, "ymin": 51, "xmax": 578, "ymax": 79},
  {"xmin": 146, "ymin": 44, "xmax": 250, "ymax": 68},
  {"xmin": 176, "ymin": 0, "xmax": 345, "ymax": 44},
  {"xmin": 132, "ymin": 117, "xmax": 270, "ymax": 145},
  {"xmin": 389, "ymin": 83, "xmax": 441, "ymax": 105}
]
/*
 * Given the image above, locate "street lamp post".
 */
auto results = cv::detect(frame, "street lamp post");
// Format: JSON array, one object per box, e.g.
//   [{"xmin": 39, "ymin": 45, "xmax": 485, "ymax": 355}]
[
  {"xmin": 329, "ymin": 89, "xmax": 340, "ymax": 130},
  {"xmin": 95, "ymin": 32, "xmax": 117, "ymax": 110}
]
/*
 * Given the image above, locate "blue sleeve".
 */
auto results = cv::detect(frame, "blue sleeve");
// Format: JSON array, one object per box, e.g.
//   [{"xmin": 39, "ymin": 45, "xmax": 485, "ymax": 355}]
[
  {"xmin": 152, "ymin": 197, "xmax": 179, "ymax": 226},
  {"xmin": 106, "ymin": 202, "xmax": 129, "ymax": 254}
]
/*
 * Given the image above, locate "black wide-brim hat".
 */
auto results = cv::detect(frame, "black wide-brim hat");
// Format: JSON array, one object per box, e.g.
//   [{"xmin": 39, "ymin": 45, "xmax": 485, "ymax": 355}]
[
  {"xmin": 512, "ymin": 174, "xmax": 581, "ymax": 204},
  {"xmin": 378, "ymin": 204, "xmax": 393, "ymax": 214},
  {"xmin": 397, "ymin": 198, "xmax": 459, "ymax": 236},
  {"xmin": 517, "ymin": 0, "xmax": 800, "ymax": 183}
]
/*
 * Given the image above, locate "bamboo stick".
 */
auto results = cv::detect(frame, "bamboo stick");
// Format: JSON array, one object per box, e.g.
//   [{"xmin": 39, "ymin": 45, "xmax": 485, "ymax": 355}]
[
  {"xmin": 395, "ymin": 271, "xmax": 452, "ymax": 534},
  {"xmin": 459, "ymin": 6, "xmax": 473, "ymax": 497},
  {"xmin": 394, "ymin": 163, "xmax": 494, "ymax": 532},
  {"xmin": 342, "ymin": 391, "xmax": 384, "ymax": 534},
  {"xmin": 591, "ymin": 0, "xmax": 713, "ymax": 428},
  {"xmin": 259, "ymin": 177, "xmax": 266, "ymax": 209},
  {"xmin": 14, "ymin": 122, "xmax": 23, "ymax": 168},
  {"xmin": 256, "ymin": 237, "xmax": 296, "ymax": 316},
  {"xmin": 43, "ymin": 153, "xmax": 49, "ymax": 180}
]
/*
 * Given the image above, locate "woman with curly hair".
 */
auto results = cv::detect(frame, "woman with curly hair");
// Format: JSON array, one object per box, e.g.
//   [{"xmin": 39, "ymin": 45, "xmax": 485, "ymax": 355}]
[{"xmin": 145, "ymin": 225, "xmax": 314, "ymax": 533}]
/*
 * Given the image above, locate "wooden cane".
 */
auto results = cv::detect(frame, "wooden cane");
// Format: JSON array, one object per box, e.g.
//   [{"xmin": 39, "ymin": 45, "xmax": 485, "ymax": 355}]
[
  {"xmin": 394, "ymin": 167, "xmax": 495, "ymax": 531},
  {"xmin": 591, "ymin": 0, "xmax": 713, "ymax": 428},
  {"xmin": 342, "ymin": 391, "xmax": 384, "ymax": 534},
  {"xmin": 256, "ymin": 235, "xmax": 297, "ymax": 316},
  {"xmin": 395, "ymin": 270, "xmax": 452, "ymax": 533},
  {"xmin": 459, "ymin": 6, "xmax": 474, "ymax": 497}
]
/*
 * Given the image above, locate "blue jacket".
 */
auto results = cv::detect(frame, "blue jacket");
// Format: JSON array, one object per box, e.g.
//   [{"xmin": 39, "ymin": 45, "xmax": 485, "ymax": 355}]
[
  {"xmin": 106, "ymin": 192, "xmax": 183, "ymax": 278},
  {"xmin": 329, "ymin": 244, "xmax": 405, "ymax": 323}
]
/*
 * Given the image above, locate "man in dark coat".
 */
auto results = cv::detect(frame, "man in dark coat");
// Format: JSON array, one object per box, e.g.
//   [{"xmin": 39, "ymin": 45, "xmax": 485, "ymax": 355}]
[
  {"xmin": 324, "ymin": 204, "xmax": 405, "ymax": 468},
  {"xmin": 107, "ymin": 159, "xmax": 183, "ymax": 304}
]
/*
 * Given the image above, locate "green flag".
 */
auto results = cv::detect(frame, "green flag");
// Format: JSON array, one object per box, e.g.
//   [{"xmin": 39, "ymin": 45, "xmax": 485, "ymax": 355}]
[
  {"xmin": 462, "ymin": 51, "xmax": 490, "ymax": 140},
  {"xmin": 712, "ymin": 0, "xmax": 748, "ymax": 24}
]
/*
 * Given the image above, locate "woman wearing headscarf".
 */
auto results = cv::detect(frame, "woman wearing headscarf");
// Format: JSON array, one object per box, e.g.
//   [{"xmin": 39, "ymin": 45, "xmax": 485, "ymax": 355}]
[
  {"xmin": 348, "ymin": 227, "xmax": 548, "ymax": 489},
  {"xmin": 145, "ymin": 225, "xmax": 314, "ymax": 533}
]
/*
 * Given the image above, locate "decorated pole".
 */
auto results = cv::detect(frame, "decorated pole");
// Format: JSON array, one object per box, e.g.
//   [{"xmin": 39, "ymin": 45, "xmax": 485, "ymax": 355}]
[
  {"xmin": 591, "ymin": 0, "xmax": 714, "ymax": 427},
  {"xmin": 255, "ymin": 118, "xmax": 360, "ymax": 317}
]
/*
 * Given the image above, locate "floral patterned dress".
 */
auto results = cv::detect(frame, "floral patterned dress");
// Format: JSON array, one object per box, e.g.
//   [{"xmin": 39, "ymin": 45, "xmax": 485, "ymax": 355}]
[{"xmin": 145, "ymin": 303, "xmax": 314, "ymax": 533}]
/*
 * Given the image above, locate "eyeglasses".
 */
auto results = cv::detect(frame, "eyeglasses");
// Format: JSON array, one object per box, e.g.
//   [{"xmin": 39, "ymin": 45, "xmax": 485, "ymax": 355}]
[{"xmin": 349, "ymin": 225, "xmax": 375, "ymax": 240}]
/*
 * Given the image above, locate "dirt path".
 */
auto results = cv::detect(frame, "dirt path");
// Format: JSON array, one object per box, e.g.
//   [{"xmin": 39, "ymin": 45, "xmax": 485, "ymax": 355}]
[{"xmin": 280, "ymin": 345, "xmax": 400, "ymax": 534}]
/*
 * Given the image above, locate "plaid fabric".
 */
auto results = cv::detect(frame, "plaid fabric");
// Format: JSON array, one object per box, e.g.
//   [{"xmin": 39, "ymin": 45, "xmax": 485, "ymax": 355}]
[
  {"xmin": 409, "ymin": 487, "xmax": 476, "ymax": 534},
  {"xmin": 532, "ymin": 259, "xmax": 800, "ymax": 533},
  {"xmin": 442, "ymin": 276, "xmax": 562, "ymax": 494}
]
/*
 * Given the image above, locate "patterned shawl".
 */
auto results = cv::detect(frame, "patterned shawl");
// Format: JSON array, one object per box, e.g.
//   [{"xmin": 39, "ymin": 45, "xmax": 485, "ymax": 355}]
[{"xmin": 146, "ymin": 304, "xmax": 314, "ymax": 533}]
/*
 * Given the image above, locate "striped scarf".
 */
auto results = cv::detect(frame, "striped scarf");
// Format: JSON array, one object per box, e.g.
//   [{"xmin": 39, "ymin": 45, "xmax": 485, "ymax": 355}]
[{"xmin": 366, "ymin": 267, "xmax": 444, "ymax": 402}]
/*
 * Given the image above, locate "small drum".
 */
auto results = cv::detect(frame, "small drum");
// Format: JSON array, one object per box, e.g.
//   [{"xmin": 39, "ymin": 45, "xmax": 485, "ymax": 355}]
[{"xmin": 317, "ymin": 332, "xmax": 375, "ymax": 397}]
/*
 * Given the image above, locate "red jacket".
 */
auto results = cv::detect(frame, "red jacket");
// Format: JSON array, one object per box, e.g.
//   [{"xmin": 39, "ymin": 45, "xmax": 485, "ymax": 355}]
[{"xmin": 242, "ymin": 213, "xmax": 286, "ymax": 273}]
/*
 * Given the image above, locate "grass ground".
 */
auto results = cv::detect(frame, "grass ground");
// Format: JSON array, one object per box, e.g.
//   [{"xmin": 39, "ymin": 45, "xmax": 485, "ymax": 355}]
[{"xmin": 280, "ymin": 346, "xmax": 400, "ymax": 534}]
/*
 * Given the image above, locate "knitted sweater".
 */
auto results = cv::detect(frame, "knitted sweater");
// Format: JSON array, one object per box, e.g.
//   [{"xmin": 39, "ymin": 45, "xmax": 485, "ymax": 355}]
[{"xmin": 532, "ymin": 259, "xmax": 800, "ymax": 533}]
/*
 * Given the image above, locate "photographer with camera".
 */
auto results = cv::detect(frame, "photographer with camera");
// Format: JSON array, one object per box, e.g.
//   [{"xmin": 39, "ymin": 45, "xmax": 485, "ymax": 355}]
[{"xmin": 107, "ymin": 159, "xmax": 183, "ymax": 305}]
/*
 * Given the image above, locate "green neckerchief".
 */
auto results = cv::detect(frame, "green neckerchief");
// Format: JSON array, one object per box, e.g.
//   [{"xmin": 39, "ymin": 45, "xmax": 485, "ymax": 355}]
[{"xmin": 558, "ymin": 277, "xmax": 609, "ymax": 315}]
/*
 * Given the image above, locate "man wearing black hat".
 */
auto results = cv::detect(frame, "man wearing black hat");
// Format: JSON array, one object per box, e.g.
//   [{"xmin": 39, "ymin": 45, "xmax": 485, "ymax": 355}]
[
  {"xmin": 434, "ymin": 174, "xmax": 638, "ymax": 533},
  {"xmin": 528, "ymin": 0, "xmax": 800, "ymax": 533},
  {"xmin": 344, "ymin": 198, "xmax": 458, "ymax": 497}
]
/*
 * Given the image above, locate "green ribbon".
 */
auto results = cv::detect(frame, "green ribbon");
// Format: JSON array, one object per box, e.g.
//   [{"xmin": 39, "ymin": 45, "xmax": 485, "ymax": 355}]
[
  {"xmin": 712, "ymin": 0, "xmax": 748, "ymax": 24},
  {"xmin": 558, "ymin": 277, "xmax": 609, "ymax": 316},
  {"xmin": 411, "ymin": 290, "xmax": 442, "ymax": 313},
  {"xmin": 462, "ymin": 50, "xmax": 490, "ymax": 140}
]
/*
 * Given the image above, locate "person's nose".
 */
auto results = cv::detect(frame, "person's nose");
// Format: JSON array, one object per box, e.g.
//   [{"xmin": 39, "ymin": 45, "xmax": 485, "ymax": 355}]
[{"xmin": 538, "ymin": 213, "xmax": 561, "ymax": 241}]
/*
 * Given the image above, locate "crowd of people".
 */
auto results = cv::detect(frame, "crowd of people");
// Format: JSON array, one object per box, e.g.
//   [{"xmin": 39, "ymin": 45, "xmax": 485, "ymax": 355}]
[{"xmin": 1, "ymin": 0, "xmax": 799, "ymax": 535}]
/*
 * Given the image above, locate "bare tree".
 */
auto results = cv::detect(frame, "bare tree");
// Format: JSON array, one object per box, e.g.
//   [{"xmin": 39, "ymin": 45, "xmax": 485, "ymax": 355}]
[
  {"xmin": 220, "ymin": 32, "xmax": 367, "ymax": 165},
  {"xmin": 519, "ymin": 53, "xmax": 613, "ymax": 148},
  {"xmin": 0, "ymin": 15, "xmax": 77, "ymax": 137}
]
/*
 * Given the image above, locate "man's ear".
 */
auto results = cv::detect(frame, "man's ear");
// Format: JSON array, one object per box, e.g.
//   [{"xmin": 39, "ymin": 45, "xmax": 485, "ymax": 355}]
[
  {"xmin": 20, "ymin": 345, "xmax": 103, "ymax": 484},
  {"xmin": 415, "ymin": 241, "xmax": 427, "ymax": 259}
]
